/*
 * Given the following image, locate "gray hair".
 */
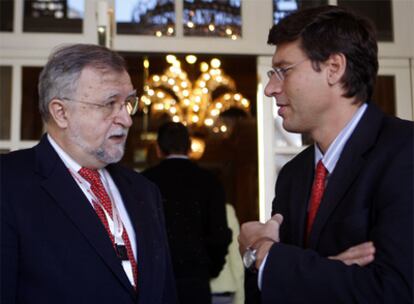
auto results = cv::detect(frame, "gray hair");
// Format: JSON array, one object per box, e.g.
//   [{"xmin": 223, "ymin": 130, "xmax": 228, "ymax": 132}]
[{"xmin": 38, "ymin": 43, "xmax": 127, "ymax": 122}]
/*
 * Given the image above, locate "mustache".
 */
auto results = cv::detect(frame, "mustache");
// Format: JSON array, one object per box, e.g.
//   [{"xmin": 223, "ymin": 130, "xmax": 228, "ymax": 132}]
[{"xmin": 108, "ymin": 129, "xmax": 128, "ymax": 138}]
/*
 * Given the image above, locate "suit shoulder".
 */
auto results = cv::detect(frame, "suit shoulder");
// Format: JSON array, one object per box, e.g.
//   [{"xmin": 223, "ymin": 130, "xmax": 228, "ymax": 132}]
[
  {"xmin": 140, "ymin": 164, "xmax": 160, "ymax": 179},
  {"xmin": 381, "ymin": 115, "xmax": 413, "ymax": 142},
  {"xmin": 0, "ymin": 148, "xmax": 35, "ymax": 175},
  {"xmin": 370, "ymin": 115, "xmax": 413, "ymax": 159},
  {"xmin": 111, "ymin": 163, "xmax": 158, "ymax": 190},
  {"xmin": 281, "ymin": 146, "xmax": 313, "ymax": 173}
]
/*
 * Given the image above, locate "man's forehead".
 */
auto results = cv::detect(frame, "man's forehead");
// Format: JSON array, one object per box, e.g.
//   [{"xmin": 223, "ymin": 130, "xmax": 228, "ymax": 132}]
[
  {"xmin": 272, "ymin": 41, "xmax": 304, "ymax": 64},
  {"xmin": 77, "ymin": 67, "xmax": 133, "ymax": 96},
  {"xmin": 81, "ymin": 65, "xmax": 127, "ymax": 77}
]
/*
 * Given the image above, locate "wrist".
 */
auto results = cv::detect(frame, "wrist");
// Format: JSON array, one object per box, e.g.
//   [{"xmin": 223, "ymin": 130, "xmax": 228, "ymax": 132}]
[
  {"xmin": 242, "ymin": 237, "xmax": 277, "ymax": 272},
  {"xmin": 255, "ymin": 240, "xmax": 275, "ymax": 270}
]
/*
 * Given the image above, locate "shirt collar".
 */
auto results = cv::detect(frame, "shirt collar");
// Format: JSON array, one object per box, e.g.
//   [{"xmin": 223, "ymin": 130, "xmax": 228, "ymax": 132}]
[
  {"xmin": 166, "ymin": 154, "xmax": 189, "ymax": 160},
  {"xmin": 314, "ymin": 103, "xmax": 368, "ymax": 174},
  {"xmin": 47, "ymin": 134, "xmax": 104, "ymax": 175}
]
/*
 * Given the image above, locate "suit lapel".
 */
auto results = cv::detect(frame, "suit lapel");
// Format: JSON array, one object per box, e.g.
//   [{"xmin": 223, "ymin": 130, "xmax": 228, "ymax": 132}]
[
  {"xmin": 107, "ymin": 165, "xmax": 161, "ymax": 304},
  {"xmin": 35, "ymin": 136, "xmax": 136, "ymax": 298},
  {"xmin": 289, "ymin": 148, "xmax": 314, "ymax": 247},
  {"xmin": 308, "ymin": 104, "xmax": 384, "ymax": 248}
]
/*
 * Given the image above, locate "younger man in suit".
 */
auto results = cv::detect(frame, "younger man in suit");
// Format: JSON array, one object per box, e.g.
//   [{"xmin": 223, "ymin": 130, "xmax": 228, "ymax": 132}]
[
  {"xmin": 239, "ymin": 5, "xmax": 413, "ymax": 303},
  {"xmin": 143, "ymin": 122, "xmax": 232, "ymax": 304},
  {"xmin": 1, "ymin": 44, "xmax": 177, "ymax": 304}
]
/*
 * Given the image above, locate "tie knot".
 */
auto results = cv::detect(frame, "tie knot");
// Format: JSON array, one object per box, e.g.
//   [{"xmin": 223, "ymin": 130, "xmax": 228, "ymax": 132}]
[
  {"xmin": 78, "ymin": 167, "xmax": 101, "ymax": 185},
  {"xmin": 315, "ymin": 160, "xmax": 328, "ymax": 179}
]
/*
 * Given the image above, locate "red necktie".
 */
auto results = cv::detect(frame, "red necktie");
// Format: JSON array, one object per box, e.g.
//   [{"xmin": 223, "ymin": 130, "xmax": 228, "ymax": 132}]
[
  {"xmin": 305, "ymin": 160, "xmax": 328, "ymax": 241},
  {"xmin": 78, "ymin": 167, "xmax": 138, "ymax": 288}
]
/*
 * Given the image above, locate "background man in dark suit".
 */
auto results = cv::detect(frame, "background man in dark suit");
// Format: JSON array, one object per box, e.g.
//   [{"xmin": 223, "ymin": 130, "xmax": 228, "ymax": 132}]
[
  {"xmin": 239, "ymin": 6, "xmax": 413, "ymax": 303},
  {"xmin": 1, "ymin": 44, "xmax": 177, "ymax": 304},
  {"xmin": 143, "ymin": 122, "xmax": 232, "ymax": 304}
]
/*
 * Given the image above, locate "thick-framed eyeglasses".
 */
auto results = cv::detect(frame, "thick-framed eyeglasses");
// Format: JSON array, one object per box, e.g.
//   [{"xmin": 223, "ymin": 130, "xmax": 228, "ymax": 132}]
[
  {"xmin": 61, "ymin": 95, "xmax": 139, "ymax": 117},
  {"xmin": 266, "ymin": 59, "xmax": 308, "ymax": 82}
]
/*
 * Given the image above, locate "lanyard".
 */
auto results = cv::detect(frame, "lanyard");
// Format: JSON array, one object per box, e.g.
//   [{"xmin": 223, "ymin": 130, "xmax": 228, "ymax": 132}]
[{"xmin": 68, "ymin": 168, "xmax": 124, "ymax": 244}]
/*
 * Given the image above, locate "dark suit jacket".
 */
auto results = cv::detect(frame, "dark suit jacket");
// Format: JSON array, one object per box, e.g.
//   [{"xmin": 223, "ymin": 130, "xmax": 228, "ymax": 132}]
[
  {"xmin": 143, "ymin": 158, "xmax": 232, "ymax": 304},
  {"xmin": 1, "ymin": 135, "xmax": 177, "ymax": 304},
  {"xmin": 259, "ymin": 104, "xmax": 413, "ymax": 303}
]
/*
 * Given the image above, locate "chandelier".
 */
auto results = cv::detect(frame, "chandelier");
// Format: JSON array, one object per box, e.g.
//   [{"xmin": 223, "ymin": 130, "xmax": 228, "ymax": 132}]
[{"xmin": 140, "ymin": 54, "xmax": 251, "ymax": 135}]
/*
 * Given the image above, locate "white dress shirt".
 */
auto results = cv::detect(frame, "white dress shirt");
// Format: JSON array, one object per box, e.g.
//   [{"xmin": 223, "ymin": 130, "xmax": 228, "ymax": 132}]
[{"xmin": 48, "ymin": 134, "xmax": 137, "ymax": 286}]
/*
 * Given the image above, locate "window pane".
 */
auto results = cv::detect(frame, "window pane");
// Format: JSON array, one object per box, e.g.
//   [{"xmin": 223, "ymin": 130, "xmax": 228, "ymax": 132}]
[
  {"xmin": 372, "ymin": 75, "xmax": 395, "ymax": 116},
  {"xmin": 0, "ymin": 0, "xmax": 14, "ymax": 31},
  {"xmin": 0, "ymin": 66, "xmax": 12, "ymax": 140},
  {"xmin": 338, "ymin": 0, "xmax": 393, "ymax": 42},
  {"xmin": 116, "ymin": 0, "xmax": 175, "ymax": 36},
  {"xmin": 273, "ymin": 0, "xmax": 327, "ymax": 24},
  {"xmin": 183, "ymin": 0, "xmax": 241, "ymax": 39},
  {"xmin": 23, "ymin": 0, "xmax": 84, "ymax": 33},
  {"xmin": 21, "ymin": 67, "xmax": 43, "ymax": 140}
]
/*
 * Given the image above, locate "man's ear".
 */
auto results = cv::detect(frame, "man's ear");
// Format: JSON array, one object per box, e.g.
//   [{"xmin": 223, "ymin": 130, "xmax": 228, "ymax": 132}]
[
  {"xmin": 48, "ymin": 98, "xmax": 69, "ymax": 128},
  {"xmin": 326, "ymin": 53, "xmax": 346, "ymax": 86},
  {"xmin": 155, "ymin": 143, "xmax": 164, "ymax": 159}
]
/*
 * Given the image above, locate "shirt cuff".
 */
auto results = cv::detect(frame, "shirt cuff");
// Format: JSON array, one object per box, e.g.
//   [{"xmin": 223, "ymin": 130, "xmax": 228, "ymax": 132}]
[{"xmin": 257, "ymin": 252, "xmax": 269, "ymax": 290}]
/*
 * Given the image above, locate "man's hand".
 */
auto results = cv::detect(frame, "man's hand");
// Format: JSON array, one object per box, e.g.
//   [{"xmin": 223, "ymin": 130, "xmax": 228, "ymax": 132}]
[
  {"xmin": 238, "ymin": 214, "xmax": 284, "ymax": 270},
  {"xmin": 329, "ymin": 241, "xmax": 375, "ymax": 266}
]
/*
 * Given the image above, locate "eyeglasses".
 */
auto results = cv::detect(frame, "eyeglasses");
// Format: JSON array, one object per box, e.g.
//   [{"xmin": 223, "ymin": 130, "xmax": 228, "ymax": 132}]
[
  {"xmin": 61, "ymin": 95, "xmax": 139, "ymax": 117},
  {"xmin": 266, "ymin": 59, "xmax": 308, "ymax": 82}
]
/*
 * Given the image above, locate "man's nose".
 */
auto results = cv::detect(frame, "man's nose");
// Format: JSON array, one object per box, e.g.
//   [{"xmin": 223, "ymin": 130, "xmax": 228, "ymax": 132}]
[
  {"xmin": 114, "ymin": 104, "xmax": 133, "ymax": 128},
  {"xmin": 264, "ymin": 77, "xmax": 283, "ymax": 97}
]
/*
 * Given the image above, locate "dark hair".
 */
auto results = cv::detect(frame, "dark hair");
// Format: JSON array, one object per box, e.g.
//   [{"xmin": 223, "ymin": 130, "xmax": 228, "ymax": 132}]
[
  {"xmin": 157, "ymin": 122, "xmax": 191, "ymax": 155},
  {"xmin": 38, "ymin": 43, "xmax": 127, "ymax": 121},
  {"xmin": 268, "ymin": 5, "xmax": 378, "ymax": 103}
]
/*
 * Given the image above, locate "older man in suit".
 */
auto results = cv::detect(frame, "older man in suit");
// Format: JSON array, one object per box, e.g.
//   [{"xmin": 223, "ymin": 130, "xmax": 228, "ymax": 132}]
[
  {"xmin": 1, "ymin": 44, "xmax": 177, "ymax": 304},
  {"xmin": 239, "ymin": 6, "xmax": 413, "ymax": 304}
]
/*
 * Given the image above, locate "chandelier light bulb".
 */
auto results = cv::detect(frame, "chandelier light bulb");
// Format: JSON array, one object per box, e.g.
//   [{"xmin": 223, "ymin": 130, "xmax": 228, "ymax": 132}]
[
  {"xmin": 211, "ymin": 58, "xmax": 221, "ymax": 69},
  {"xmin": 166, "ymin": 55, "xmax": 177, "ymax": 64},
  {"xmin": 143, "ymin": 59, "xmax": 150, "ymax": 69},
  {"xmin": 200, "ymin": 62, "xmax": 209, "ymax": 72},
  {"xmin": 185, "ymin": 55, "xmax": 197, "ymax": 64},
  {"xmin": 205, "ymin": 118, "xmax": 214, "ymax": 126},
  {"xmin": 172, "ymin": 115, "xmax": 180, "ymax": 122}
]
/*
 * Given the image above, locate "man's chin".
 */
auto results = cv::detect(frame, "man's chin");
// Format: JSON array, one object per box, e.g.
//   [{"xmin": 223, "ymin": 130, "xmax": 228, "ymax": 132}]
[
  {"xmin": 96, "ymin": 147, "xmax": 125, "ymax": 164},
  {"xmin": 282, "ymin": 121, "xmax": 303, "ymax": 134}
]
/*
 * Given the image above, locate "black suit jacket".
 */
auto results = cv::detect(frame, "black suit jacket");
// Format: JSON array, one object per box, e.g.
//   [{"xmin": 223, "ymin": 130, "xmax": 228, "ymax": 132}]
[
  {"xmin": 143, "ymin": 158, "xmax": 232, "ymax": 304},
  {"xmin": 258, "ymin": 104, "xmax": 413, "ymax": 303},
  {"xmin": 1, "ymin": 135, "xmax": 177, "ymax": 304}
]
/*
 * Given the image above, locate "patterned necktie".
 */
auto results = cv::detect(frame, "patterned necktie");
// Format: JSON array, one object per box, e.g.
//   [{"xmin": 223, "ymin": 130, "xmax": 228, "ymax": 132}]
[
  {"xmin": 305, "ymin": 160, "xmax": 328, "ymax": 241},
  {"xmin": 78, "ymin": 167, "xmax": 138, "ymax": 288}
]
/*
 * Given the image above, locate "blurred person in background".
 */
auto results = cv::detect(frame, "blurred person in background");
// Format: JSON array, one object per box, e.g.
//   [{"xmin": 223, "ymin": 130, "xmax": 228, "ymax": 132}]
[{"xmin": 143, "ymin": 121, "xmax": 232, "ymax": 304}]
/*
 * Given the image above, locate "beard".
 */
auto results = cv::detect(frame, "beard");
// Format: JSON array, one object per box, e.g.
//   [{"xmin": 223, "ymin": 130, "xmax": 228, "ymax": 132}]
[
  {"xmin": 69, "ymin": 125, "xmax": 128, "ymax": 165},
  {"xmin": 95, "ymin": 140, "xmax": 126, "ymax": 164}
]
